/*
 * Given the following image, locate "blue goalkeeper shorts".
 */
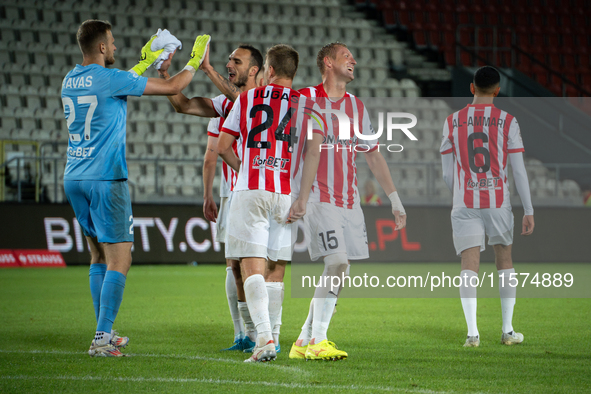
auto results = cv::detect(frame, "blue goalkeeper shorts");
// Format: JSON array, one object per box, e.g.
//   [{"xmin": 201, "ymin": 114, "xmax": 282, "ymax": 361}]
[{"xmin": 64, "ymin": 180, "xmax": 134, "ymax": 243}]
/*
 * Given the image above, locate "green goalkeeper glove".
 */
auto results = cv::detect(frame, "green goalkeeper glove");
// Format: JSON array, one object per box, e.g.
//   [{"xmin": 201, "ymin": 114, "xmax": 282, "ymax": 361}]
[
  {"xmin": 185, "ymin": 34, "xmax": 211, "ymax": 71},
  {"xmin": 130, "ymin": 34, "xmax": 165, "ymax": 76}
]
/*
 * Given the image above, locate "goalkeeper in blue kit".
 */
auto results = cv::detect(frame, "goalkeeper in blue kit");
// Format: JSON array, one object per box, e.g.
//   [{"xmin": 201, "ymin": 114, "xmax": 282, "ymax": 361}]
[{"xmin": 61, "ymin": 19, "xmax": 210, "ymax": 357}]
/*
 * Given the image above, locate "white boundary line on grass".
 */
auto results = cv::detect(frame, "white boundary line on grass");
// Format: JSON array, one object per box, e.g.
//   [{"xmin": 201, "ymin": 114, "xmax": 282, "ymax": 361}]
[
  {"xmin": 0, "ymin": 349, "xmax": 311, "ymax": 375},
  {"xmin": 1, "ymin": 375, "xmax": 454, "ymax": 394},
  {"xmin": 0, "ymin": 349, "xmax": 463, "ymax": 394}
]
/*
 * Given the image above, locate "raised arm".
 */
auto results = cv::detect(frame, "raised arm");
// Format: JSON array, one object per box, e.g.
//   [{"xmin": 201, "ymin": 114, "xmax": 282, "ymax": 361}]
[
  {"xmin": 156, "ymin": 65, "xmax": 217, "ymax": 116},
  {"xmin": 143, "ymin": 67, "xmax": 195, "ymax": 96},
  {"xmin": 199, "ymin": 45, "xmax": 241, "ymax": 102}
]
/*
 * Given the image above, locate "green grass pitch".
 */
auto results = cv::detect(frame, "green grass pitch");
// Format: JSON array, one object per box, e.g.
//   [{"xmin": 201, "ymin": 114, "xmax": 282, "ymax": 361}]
[{"xmin": 1, "ymin": 264, "xmax": 589, "ymax": 393}]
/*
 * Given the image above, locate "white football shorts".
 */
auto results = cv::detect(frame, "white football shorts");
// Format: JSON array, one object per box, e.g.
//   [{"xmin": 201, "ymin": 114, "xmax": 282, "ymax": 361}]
[
  {"xmin": 216, "ymin": 193, "xmax": 232, "ymax": 244},
  {"xmin": 451, "ymin": 206, "xmax": 514, "ymax": 255},
  {"xmin": 302, "ymin": 202, "xmax": 369, "ymax": 261},
  {"xmin": 225, "ymin": 189, "xmax": 292, "ymax": 262}
]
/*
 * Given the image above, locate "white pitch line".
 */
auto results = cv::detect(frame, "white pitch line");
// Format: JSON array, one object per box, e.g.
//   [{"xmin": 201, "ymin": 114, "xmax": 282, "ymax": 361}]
[
  {"xmin": 0, "ymin": 349, "xmax": 309, "ymax": 376},
  {"xmin": 0, "ymin": 375, "xmax": 455, "ymax": 394}
]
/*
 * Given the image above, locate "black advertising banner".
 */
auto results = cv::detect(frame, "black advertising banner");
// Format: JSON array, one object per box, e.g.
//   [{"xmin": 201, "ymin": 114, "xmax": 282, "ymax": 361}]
[{"xmin": 0, "ymin": 203, "xmax": 589, "ymax": 264}]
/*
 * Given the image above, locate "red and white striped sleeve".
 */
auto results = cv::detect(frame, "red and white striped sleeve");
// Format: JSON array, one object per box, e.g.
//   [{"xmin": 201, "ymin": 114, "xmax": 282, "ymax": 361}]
[
  {"xmin": 220, "ymin": 97, "xmax": 242, "ymax": 138},
  {"xmin": 211, "ymin": 94, "xmax": 232, "ymax": 118},
  {"xmin": 207, "ymin": 117, "xmax": 220, "ymax": 138}
]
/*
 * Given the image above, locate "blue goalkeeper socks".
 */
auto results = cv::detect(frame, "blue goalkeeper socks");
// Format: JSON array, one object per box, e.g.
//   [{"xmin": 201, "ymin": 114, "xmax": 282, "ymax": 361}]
[
  {"xmin": 96, "ymin": 270, "xmax": 127, "ymax": 335},
  {"xmin": 89, "ymin": 263, "xmax": 107, "ymax": 322}
]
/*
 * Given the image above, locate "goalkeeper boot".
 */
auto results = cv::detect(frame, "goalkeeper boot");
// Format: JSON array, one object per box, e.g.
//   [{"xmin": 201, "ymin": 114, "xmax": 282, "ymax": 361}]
[
  {"xmin": 463, "ymin": 336, "xmax": 480, "ymax": 347},
  {"xmin": 88, "ymin": 340, "xmax": 126, "ymax": 357},
  {"xmin": 110, "ymin": 330, "xmax": 129, "ymax": 349},
  {"xmin": 244, "ymin": 340, "xmax": 276, "ymax": 363},
  {"xmin": 289, "ymin": 343, "xmax": 307, "ymax": 359},
  {"xmin": 501, "ymin": 331, "xmax": 524, "ymax": 345},
  {"xmin": 305, "ymin": 340, "xmax": 347, "ymax": 361}
]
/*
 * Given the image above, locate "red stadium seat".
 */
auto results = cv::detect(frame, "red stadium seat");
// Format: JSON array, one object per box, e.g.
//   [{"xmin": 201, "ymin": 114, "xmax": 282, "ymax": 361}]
[
  {"xmin": 441, "ymin": 24, "xmax": 456, "ymax": 50},
  {"xmin": 413, "ymin": 28, "xmax": 427, "ymax": 48},
  {"xmin": 444, "ymin": 49, "xmax": 456, "ymax": 66},
  {"xmin": 562, "ymin": 53, "xmax": 576, "ymax": 69},
  {"xmin": 425, "ymin": 23, "xmax": 441, "ymax": 48},
  {"xmin": 440, "ymin": 4, "xmax": 455, "ymax": 24},
  {"xmin": 499, "ymin": 5, "xmax": 515, "ymax": 26},
  {"xmin": 529, "ymin": 8, "xmax": 544, "ymax": 27},
  {"xmin": 561, "ymin": 33, "xmax": 575, "ymax": 49},
  {"xmin": 456, "ymin": 5, "xmax": 469, "ymax": 24},
  {"xmin": 470, "ymin": 5, "xmax": 484, "ymax": 25},
  {"xmin": 547, "ymin": 52, "xmax": 561, "ymax": 71},
  {"xmin": 565, "ymin": 84, "xmax": 581, "ymax": 97},
  {"xmin": 577, "ymin": 51, "xmax": 590, "ymax": 72},
  {"xmin": 397, "ymin": 9, "xmax": 411, "ymax": 28},
  {"xmin": 484, "ymin": 5, "xmax": 498, "ymax": 25},
  {"xmin": 547, "ymin": 34, "xmax": 559, "ymax": 49},
  {"xmin": 549, "ymin": 84, "xmax": 562, "ymax": 97},
  {"xmin": 580, "ymin": 72, "xmax": 591, "ymax": 88}
]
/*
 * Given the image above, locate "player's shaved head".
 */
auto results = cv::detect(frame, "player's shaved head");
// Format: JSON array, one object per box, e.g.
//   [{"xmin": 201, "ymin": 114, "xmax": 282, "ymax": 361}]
[
  {"xmin": 77, "ymin": 20, "xmax": 112, "ymax": 56},
  {"xmin": 316, "ymin": 42, "xmax": 348, "ymax": 75},
  {"xmin": 238, "ymin": 44, "xmax": 263, "ymax": 74},
  {"xmin": 473, "ymin": 66, "xmax": 501, "ymax": 94},
  {"xmin": 265, "ymin": 44, "xmax": 299, "ymax": 80}
]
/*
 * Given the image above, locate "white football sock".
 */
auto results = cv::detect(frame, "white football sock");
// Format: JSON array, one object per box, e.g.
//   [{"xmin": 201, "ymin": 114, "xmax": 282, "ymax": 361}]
[
  {"xmin": 498, "ymin": 268, "xmax": 516, "ymax": 334},
  {"xmin": 310, "ymin": 253, "xmax": 348, "ymax": 344},
  {"xmin": 244, "ymin": 274, "xmax": 272, "ymax": 347},
  {"xmin": 297, "ymin": 299, "xmax": 314, "ymax": 345},
  {"xmin": 94, "ymin": 331, "xmax": 111, "ymax": 346},
  {"xmin": 311, "ymin": 291, "xmax": 337, "ymax": 343},
  {"xmin": 225, "ymin": 267, "xmax": 244, "ymax": 338},
  {"xmin": 460, "ymin": 269, "xmax": 479, "ymax": 337},
  {"xmin": 266, "ymin": 282, "xmax": 284, "ymax": 346},
  {"xmin": 273, "ymin": 306, "xmax": 282, "ymax": 345},
  {"xmin": 238, "ymin": 301, "xmax": 256, "ymax": 342}
]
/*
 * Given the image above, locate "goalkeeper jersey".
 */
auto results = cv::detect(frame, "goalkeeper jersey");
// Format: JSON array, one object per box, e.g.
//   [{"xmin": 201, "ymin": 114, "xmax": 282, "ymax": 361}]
[{"xmin": 61, "ymin": 64, "xmax": 147, "ymax": 181}]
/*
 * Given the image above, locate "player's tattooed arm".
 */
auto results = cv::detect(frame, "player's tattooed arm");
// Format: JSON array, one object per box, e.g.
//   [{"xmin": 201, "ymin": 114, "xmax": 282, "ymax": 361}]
[
  {"xmin": 156, "ymin": 64, "xmax": 217, "ymax": 117},
  {"xmin": 199, "ymin": 45, "xmax": 240, "ymax": 102}
]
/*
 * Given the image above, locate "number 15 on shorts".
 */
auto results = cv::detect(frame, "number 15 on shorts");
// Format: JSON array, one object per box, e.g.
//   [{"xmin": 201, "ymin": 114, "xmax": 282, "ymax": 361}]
[{"xmin": 319, "ymin": 230, "xmax": 339, "ymax": 251}]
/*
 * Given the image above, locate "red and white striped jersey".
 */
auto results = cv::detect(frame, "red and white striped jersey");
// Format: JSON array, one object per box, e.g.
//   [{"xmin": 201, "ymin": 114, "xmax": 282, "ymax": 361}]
[
  {"xmin": 207, "ymin": 116, "xmax": 237, "ymax": 198},
  {"xmin": 221, "ymin": 84, "xmax": 313, "ymax": 195},
  {"xmin": 211, "ymin": 94, "xmax": 232, "ymax": 118},
  {"xmin": 440, "ymin": 103, "xmax": 524, "ymax": 210},
  {"xmin": 299, "ymin": 83, "xmax": 378, "ymax": 209}
]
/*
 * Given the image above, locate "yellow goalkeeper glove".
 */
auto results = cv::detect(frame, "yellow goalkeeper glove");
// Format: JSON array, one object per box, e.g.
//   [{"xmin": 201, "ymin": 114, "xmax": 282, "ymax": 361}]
[
  {"xmin": 130, "ymin": 34, "xmax": 165, "ymax": 76},
  {"xmin": 185, "ymin": 34, "xmax": 211, "ymax": 71}
]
